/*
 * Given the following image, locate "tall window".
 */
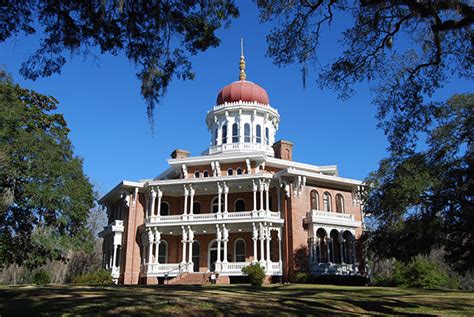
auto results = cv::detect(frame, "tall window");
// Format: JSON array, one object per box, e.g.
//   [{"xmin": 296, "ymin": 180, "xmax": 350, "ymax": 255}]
[
  {"xmin": 244, "ymin": 123, "xmax": 250, "ymax": 143},
  {"xmin": 234, "ymin": 239, "xmax": 246, "ymax": 262},
  {"xmin": 158, "ymin": 241, "xmax": 168, "ymax": 263},
  {"xmin": 193, "ymin": 201, "xmax": 201, "ymax": 214},
  {"xmin": 194, "ymin": 171, "xmax": 200, "ymax": 178},
  {"xmin": 203, "ymin": 170, "xmax": 209, "ymax": 177},
  {"xmin": 214, "ymin": 128, "xmax": 218, "ymax": 145},
  {"xmin": 236, "ymin": 167, "xmax": 242, "ymax": 175},
  {"xmin": 211, "ymin": 197, "xmax": 223, "ymax": 213},
  {"xmin": 265, "ymin": 127, "xmax": 269, "ymax": 145},
  {"xmin": 232, "ymin": 123, "xmax": 239, "ymax": 143},
  {"xmin": 336, "ymin": 194, "xmax": 345, "ymax": 213},
  {"xmin": 256, "ymin": 125, "xmax": 262, "ymax": 143},
  {"xmin": 310, "ymin": 190, "xmax": 319, "ymax": 210},
  {"xmin": 160, "ymin": 201, "xmax": 170, "ymax": 216},
  {"xmin": 323, "ymin": 192, "xmax": 332, "ymax": 212},
  {"xmin": 227, "ymin": 168, "xmax": 233, "ymax": 176},
  {"xmin": 235, "ymin": 199, "xmax": 245, "ymax": 212},
  {"xmin": 222, "ymin": 125, "xmax": 227, "ymax": 144}
]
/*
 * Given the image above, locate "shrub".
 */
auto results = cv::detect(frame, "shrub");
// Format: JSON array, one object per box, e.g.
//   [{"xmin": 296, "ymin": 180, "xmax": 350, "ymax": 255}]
[
  {"xmin": 392, "ymin": 256, "xmax": 459, "ymax": 289},
  {"xmin": 32, "ymin": 269, "xmax": 51, "ymax": 285},
  {"xmin": 294, "ymin": 272, "xmax": 309, "ymax": 284},
  {"xmin": 72, "ymin": 269, "xmax": 114, "ymax": 285},
  {"xmin": 241, "ymin": 263, "xmax": 265, "ymax": 287}
]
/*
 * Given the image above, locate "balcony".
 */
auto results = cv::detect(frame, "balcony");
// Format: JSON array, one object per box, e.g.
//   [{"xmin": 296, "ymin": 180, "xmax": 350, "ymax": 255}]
[
  {"xmin": 142, "ymin": 261, "xmax": 282, "ymax": 277},
  {"xmin": 304, "ymin": 210, "xmax": 360, "ymax": 228},
  {"xmin": 145, "ymin": 210, "xmax": 283, "ymax": 227}
]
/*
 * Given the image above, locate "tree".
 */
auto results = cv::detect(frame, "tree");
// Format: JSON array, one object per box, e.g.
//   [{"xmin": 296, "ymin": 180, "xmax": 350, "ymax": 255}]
[
  {"xmin": 0, "ymin": 1, "xmax": 239, "ymax": 124},
  {"xmin": 364, "ymin": 94, "xmax": 473, "ymax": 273},
  {"xmin": 0, "ymin": 74, "xmax": 95, "ymax": 268},
  {"xmin": 257, "ymin": 1, "xmax": 473, "ymax": 273}
]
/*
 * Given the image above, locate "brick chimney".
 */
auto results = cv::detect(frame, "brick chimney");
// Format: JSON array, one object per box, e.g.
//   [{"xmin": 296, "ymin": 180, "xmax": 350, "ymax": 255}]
[
  {"xmin": 170, "ymin": 149, "xmax": 190, "ymax": 159},
  {"xmin": 272, "ymin": 140, "xmax": 293, "ymax": 160}
]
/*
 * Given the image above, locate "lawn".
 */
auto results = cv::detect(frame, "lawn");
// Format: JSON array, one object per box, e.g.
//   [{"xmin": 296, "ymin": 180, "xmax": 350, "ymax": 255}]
[{"xmin": 0, "ymin": 283, "xmax": 472, "ymax": 316}]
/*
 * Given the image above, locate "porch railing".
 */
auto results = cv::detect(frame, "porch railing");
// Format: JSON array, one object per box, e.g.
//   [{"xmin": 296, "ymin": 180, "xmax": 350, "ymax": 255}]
[{"xmin": 146, "ymin": 210, "xmax": 281, "ymax": 224}]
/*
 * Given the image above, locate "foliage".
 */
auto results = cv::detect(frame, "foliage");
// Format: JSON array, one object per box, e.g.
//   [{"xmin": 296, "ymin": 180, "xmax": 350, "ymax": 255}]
[
  {"xmin": 0, "ymin": 1, "xmax": 239, "ymax": 124},
  {"xmin": 32, "ymin": 269, "xmax": 51, "ymax": 286},
  {"xmin": 365, "ymin": 94, "xmax": 473, "ymax": 273},
  {"xmin": 72, "ymin": 269, "xmax": 114, "ymax": 285},
  {"xmin": 294, "ymin": 272, "xmax": 309, "ymax": 284},
  {"xmin": 392, "ymin": 256, "xmax": 459, "ymax": 289},
  {"xmin": 0, "ymin": 76, "xmax": 95, "ymax": 269},
  {"xmin": 241, "ymin": 263, "xmax": 265, "ymax": 287}
]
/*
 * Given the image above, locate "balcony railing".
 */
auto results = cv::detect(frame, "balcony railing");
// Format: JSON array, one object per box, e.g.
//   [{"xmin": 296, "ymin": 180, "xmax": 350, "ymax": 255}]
[
  {"xmin": 146, "ymin": 210, "xmax": 282, "ymax": 225},
  {"xmin": 208, "ymin": 143, "xmax": 274, "ymax": 155},
  {"xmin": 142, "ymin": 261, "xmax": 282, "ymax": 277},
  {"xmin": 304, "ymin": 210, "xmax": 359, "ymax": 228}
]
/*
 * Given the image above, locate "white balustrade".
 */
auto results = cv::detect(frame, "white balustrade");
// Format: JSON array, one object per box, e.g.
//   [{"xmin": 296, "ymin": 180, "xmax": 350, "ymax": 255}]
[{"xmin": 146, "ymin": 210, "xmax": 281, "ymax": 224}]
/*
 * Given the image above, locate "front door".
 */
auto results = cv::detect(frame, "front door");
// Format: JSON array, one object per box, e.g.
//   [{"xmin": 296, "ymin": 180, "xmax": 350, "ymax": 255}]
[
  {"xmin": 192, "ymin": 242, "xmax": 200, "ymax": 272},
  {"xmin": 210, "ymin": 249, "xmax": 217, "ymax": 271}
]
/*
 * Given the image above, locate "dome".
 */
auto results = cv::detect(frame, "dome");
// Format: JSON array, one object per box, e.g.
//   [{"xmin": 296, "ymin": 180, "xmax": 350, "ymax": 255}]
[{"xmin": 216, "ymin": 80, "xmax": 270, "ymax": 105}]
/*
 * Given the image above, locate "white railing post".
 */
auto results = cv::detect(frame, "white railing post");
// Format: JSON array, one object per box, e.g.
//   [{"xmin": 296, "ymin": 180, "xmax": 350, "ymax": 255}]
[{"xmin": 252, "ymin": 223, "xmax": 258, "ymax": 263}]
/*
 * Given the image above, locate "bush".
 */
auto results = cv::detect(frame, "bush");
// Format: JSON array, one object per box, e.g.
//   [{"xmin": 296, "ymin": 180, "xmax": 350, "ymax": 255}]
[
  {"xmin": 72, "ymin": 269, "xmax": 114, "ymax": 285},
  {"xmin": 241, "ymin": 263, "xmax": 265, "ymax": 287},
  {"xmin": 294, "ymin": 272, "xmax": 309, "ymax": 284},
  {"xmin": 392, "ymin": 256, "xmax": 459, "ymax": 289},
  {"xmin": 32, "ymin": 269, "xmax": 51, "ymax": 285}
]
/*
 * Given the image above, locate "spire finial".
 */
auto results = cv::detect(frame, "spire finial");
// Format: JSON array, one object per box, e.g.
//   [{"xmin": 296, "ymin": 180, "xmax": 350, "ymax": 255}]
[{"xmin": 239, "ymin": 38, "xmax": 246, "ymax": 81}]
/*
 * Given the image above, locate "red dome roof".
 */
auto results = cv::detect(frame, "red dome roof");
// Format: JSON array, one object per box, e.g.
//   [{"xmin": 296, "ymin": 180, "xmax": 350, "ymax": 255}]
[{"xmin": 217, "ymin": 80, "xmax": 269, "ymax": 105}]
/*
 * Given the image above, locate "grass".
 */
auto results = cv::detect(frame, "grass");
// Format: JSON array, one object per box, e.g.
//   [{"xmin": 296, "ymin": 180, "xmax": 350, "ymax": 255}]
[{"xmin": 0, "ymin": 283, "xmax": 473, "ymax": 316}]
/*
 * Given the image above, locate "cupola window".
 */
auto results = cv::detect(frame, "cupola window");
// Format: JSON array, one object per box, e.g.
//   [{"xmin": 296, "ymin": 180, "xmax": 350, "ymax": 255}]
[
  {"xmin": 232, "ymin": 123, "xmax": 239, "ymax": 143},
  {"xmin": 265, "ymin": 127, "xmax": 269, "ymax": 145},
  {"xmin": 244, "ymin": 123, "xmax": 250, "ymax": 143},
  {"xmin": 256, "ymin": 125, "xmax": 262, "ymax": 143},
  {"xmin": 222, "ymin": 125, "xmax": 227, "ymax": 144}
]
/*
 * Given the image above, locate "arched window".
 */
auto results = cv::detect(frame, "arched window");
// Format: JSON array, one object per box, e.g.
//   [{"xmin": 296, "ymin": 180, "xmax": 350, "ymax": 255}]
[
  {"xmin": 192, "ymin": 241, "xmax": 200, "ymax": 272},
  {"xmin": 336, "ymin": 194, "xmax": 344, "ymax": 213},
  {"xmin": 269, "ymin": 195, "xmax": 274, "ymax": 211},
  {"xmin": 244, "ymin": 123, "xmax": 250, "ymax": 143},
  {"xmin": 265, "ymin": 127, "xmax": 269, "ymax": 145},
  {"xmin": 330, "ymin": 230, "xmax": 341, "ymax": 264},
  {"xmin": 211, "ymin": 197, "xmax": 223, "ymax": 213},
  {"xmin": 323, "ymin": 192, "xmax": 332, "ymax": 212},
  {"xmin": 234, "ymin": 239, "xmax": 246, "ymax": 262},
  {"xmin": 160, "ymin": 201, "xmax": 170, "ymax": 216},
  {"xmin": 158, "ymin": 240, "xmax": 168, "ymax": 263},
  {"xmin": 236, "ymin": 167, "xmax": 242, "ymax": 175},
  {"xmin": 222, "ymin": 125, "xmax": 227, "ymax": 144},
  {"xmin": 256, "ymin": 125, "xmax": 262, "ymax": 143},
  {"xmin": 227, "ymin": 168, "xmax": 233, "ymax": 176},
  {"xmin": 310, "ymin": 190, "xmax": 319, "ymax": 210},
  {"xmin": 203, "ymin": 170, "xmax": 209, "ymax": 177},
  {"xmin": 214, "ymin": 128, "xmax": 218, "ymax": 145},
  {"xmin": 193, "ymin": 201, "xmax": 201, "ymax": 214},
  {"xmin": 235, "ymin": 199, "xmax": 245, "ymax": 212},
  {"xmin": 194, "ymin": 171, "xmax": 200, "ymax": 178},
  {"xmin": 232, "ymin": 123, "xmax": 239, "ymax": 143}
]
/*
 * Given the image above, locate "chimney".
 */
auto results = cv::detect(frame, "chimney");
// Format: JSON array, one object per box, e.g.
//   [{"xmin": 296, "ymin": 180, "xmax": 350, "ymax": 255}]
[
  {"xmin": 272, "ymin": 140, "xmax": 293, "ymax": 161},
  {"xmin": 170, "ymin": 149, "xmax": 190, "ymax": 159}
]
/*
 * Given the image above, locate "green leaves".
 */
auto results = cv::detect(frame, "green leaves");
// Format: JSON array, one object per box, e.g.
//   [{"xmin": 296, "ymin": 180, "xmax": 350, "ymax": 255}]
[{"xmin": 0, "ymin": 79, "xmax": 95, "ymax": 268}]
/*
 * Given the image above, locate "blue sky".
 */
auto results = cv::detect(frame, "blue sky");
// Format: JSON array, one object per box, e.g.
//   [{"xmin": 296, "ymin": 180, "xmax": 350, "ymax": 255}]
[{"xmin": 1, "ymin": 2, "xmax": 471, "ymax": 197}]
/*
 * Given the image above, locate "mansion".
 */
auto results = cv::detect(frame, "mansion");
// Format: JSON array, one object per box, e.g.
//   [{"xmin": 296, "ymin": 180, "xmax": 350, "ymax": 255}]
[{"xmin": 99, "ymin": 51, "xmax": 366, "ymax": 285}]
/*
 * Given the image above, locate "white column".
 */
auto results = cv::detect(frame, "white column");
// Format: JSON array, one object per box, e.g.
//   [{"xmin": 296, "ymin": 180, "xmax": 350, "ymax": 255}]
[
  {"xmin": 188, "ymin": 226, "xmax": 194, "ymax": 271},
  {"xmin": 183, "ymin": 185, "xmax": 189, "ymax": 216},
  {"xmin": 252, "ymin": 223, "xmax": 258, "ymax": 263},
  {"xmin": 149, "ymin": 188, "xmax": 156, "ymax": 218},
  {"xmin": 277, "ymin": 182, "xmax": 281, "ymax": 213},
  {"xmin": 156, "ymin": 188, "xmax": 162, "ymax": 216},
  {"xmin": 259, "ymin": 180, "xmax": 264, "ymax": 211},
  {"xmin": 327, "ymin": 237, "xmax": 332, "ymax": 264},
  {"xmin": 265, "ymin": 226, "xmax": 271, "ymax": 270},
  {"xmin": 112, "ymin": 244, "xmax": 118, "ymax": 268},
  {"xmin": 339, "ymin": 234, "xmax": 345, "ymax": 264},
  {"xmin": 217, "ymin": 123, "xmax": 222, "ymax": 145},
  {"xmin": 222, "ymin": 225, "xmax": 229, "ymax": 264},
  {"xmin": 352, "ymin": 239, "xmax": 357, "ymax": 265},
  {"xmin": 277, "ymin": 228, "xmax": 283, "ymax": 270},
  {"xmin": 252, "ymin": 180, "xmax": 257, "ymax": 212},
  {"xmin": 181, "ymin": 226, "xmax": 187, "ymax": 265},
  {"xmin": 216, "ymin": 225, "xmax": 222, "ymax": 272},
  {"xmin": 147, "ymin": 230, "xmax": 154, "ymax": 270},
  {"xmin": 265, "ymin": 181, "xmax": 270, "ymax": 212},
  {"xmin": 189, "ymin": 186, "xmax": 195, "ymax": 215},
  {"xmin": 259, "ymin": 223, "xmax": 265, "ymax": 265},
  {"xmin": 217, "ymin": 182, "xmax": 222, "ymax": 214},
  {"xmin": 223, "ymin": 182, "xmax": 229, "ymax": 214},
  {"xmin": 154, "ymin": 230, "xmax": 161, "ymax": 264}
]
